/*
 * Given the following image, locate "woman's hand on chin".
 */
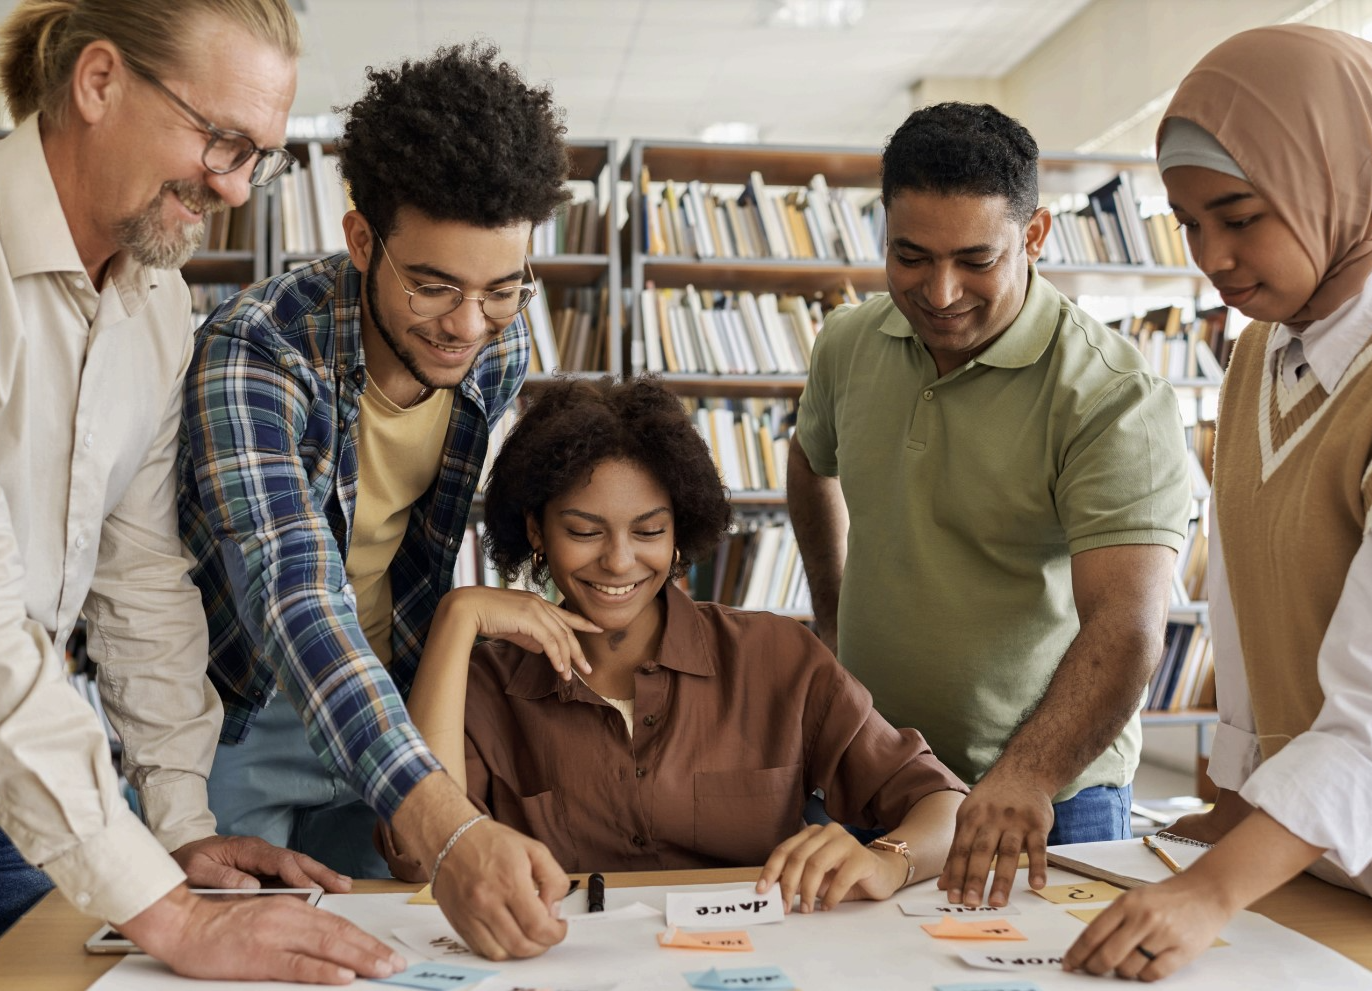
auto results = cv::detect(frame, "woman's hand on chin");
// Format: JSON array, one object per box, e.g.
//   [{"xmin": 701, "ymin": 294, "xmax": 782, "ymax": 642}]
[{"xmin": 440, "ymin": 586, "xmax": 601, "ymax": 679}]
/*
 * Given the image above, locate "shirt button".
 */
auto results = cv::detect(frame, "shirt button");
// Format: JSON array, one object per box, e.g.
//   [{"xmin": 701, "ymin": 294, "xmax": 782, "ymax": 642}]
[
  {"xmin": 923, "ymin": 389, "xmax": 934, "ymax": 400},
  {"xmin": 635, "ymin": 767, "xmax": 646, "ymax": 778},
  {"xmin": 73, "ymin": 278, "xmax": 86, "ymax": 291},
  {"xmin": 631, "ymin": 834, "xmax": 646, "ymax": 848},
  {"xmin": 83, "ymin": 432, "xmax": 94, "ymax": 448},
  {"xmin": 75, "ymin": 534, "xmax": 87, "ymax": 549},
  {"xmin": 74, "ymin": 891, "xmax": 91, "ymax": 907},
  {"xmin": 446, "ymin": 536, "xmax": 457, "ymax": 549},
  {"xmin": 642, "ymin": 714, "xmax": 657, "ymax": 727}
]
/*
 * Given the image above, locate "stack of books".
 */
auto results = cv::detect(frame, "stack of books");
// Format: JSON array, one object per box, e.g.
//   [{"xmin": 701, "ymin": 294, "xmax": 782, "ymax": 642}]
[{"xmin": 640, "ymin": 286, "xmax": 824, "ymax": 375}]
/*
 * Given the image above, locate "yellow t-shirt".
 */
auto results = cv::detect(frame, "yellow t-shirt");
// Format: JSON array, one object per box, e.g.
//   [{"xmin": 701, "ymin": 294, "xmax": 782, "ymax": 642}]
[{"xmin": 347, "ymin": 382, "xmax": 454, "ymax": 665}]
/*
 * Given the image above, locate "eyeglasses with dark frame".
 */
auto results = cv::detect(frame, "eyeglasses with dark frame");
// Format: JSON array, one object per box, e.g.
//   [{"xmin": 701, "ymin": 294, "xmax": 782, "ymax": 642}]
[
  {"xmin": 376, "ymin": 233, "xmax": 538, "ymax": 320},
  {"xmin": 141, "ymin": 74, "xmax": 296, "ymax": 188}
]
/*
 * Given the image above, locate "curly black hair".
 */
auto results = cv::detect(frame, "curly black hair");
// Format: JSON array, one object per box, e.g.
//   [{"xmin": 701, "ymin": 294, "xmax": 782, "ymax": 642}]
[
  {"xmin": 336, "ymin": 41, "xmax": 571, "ymax": 238},
  {"xmin": 881, "ymin": 102, "xmax": 1039, "ymax": 224},
  {"xmin": 482, "ymin": 376, "xmax": 733, "ymax": 586}
]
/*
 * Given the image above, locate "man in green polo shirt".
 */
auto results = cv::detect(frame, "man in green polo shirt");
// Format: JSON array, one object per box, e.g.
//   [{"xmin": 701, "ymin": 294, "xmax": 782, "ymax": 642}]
[{"xmin": 789, "ymin": 102, "xmax": 1192, "ymax": 911}]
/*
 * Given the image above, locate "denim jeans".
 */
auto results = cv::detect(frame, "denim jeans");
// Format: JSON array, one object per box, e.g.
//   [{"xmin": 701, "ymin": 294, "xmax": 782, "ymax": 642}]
[
  {"xmin": 207, "ymin": 698, "xmax": 391, "ymax": 879},
  {"xmin": 804, "ymin": 783, "xmax": 1133, "ymax": 848},
  {"xmin": 1046, "ymin": 784, "xmax": 1133, "ymax": 845},
  {"xmin": 0, "ymin": 826, "xmax": 54, "ymax": 936}
]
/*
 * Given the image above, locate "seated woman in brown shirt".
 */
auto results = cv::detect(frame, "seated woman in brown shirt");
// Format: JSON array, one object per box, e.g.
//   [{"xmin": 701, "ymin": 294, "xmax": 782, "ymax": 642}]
[{"xmin": 395, "ymin": 377, "xmax": 966, "ymax": 912}]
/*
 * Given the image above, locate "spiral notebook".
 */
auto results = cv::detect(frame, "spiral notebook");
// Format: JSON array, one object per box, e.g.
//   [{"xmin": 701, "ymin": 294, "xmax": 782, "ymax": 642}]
[{"xmin": 1046, "ymin": 833, "xmax": 1212, "ymax": 889}]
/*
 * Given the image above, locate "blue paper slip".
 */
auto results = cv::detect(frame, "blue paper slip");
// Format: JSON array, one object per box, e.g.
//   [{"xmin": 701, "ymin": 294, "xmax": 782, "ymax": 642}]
[
  {"xmin": 685, "ymin": 965, "xmax": 796, "ymax": 990},
  {"xmin": 934, "ymin": 982, "xmax": 1045, "ymax": 991},
  {"xmin": 371, "ymin": 962, "xmax": 499, "ymax": 990}
]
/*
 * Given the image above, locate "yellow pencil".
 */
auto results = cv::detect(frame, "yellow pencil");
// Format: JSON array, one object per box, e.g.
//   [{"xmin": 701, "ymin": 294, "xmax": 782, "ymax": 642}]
[{"xmin": 1143, "ymin": 835, "xmax": 1184, "ymax": 875}]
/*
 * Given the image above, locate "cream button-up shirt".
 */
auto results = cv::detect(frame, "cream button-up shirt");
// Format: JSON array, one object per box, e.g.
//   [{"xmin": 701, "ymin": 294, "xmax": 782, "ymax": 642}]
[{"xmin": 0, "ymin": 116, "xmax": 219, "ymax": 923}]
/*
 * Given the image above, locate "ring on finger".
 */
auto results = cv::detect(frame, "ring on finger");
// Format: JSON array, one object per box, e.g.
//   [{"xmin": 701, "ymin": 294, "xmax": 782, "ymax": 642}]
[{"xmin": 1136, "ymin": 946, "xmax": 1157, "ymax": 961}]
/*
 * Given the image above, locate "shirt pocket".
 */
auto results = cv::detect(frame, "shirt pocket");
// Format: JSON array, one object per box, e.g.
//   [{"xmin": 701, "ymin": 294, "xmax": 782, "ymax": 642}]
[
  {"xmin": 693, "ymin": 764, "xmax": 804, "ymax": 865},
  {"xmin": 490, "ymin": 780, "xmax": 579, "ymax": 869}
]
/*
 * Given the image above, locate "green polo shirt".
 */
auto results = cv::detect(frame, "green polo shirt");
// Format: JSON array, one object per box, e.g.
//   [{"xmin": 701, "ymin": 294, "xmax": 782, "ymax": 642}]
[{"xmin": 795, "ymin": 268, "xmax": 1191, "ymax": 800}]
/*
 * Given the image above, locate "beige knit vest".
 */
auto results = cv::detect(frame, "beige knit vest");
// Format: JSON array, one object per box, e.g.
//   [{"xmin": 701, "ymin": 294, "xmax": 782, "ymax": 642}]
[{"xmin": 1214, "ymin": 322, "xmax": 1372, "ymax": 760}]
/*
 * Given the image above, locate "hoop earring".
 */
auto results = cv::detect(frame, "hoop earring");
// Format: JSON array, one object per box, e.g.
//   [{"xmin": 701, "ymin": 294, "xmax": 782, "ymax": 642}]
[
  {"xmin": 531, "ymin": 550, "xmax": 546, "ymax": 573},
  {"xmin": 672, "ymin": 547, "xmax": 681, "ymax": 569}
]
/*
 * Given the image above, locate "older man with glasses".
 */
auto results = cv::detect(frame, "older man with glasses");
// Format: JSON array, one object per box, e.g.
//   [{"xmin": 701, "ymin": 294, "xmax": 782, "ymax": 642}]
[
  {"xmin": 0, "ymin": 0, "xmax": 410, "ymax": 982},
  {"xmin": 176, "ymin": 42, "xmax": 577, "ymax": 961}
]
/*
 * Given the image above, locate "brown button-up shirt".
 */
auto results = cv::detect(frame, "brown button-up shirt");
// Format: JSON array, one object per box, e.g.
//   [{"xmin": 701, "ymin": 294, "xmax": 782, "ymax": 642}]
[{"xmin": 464, "ymin": 584, "xmax": 966, "ymax": 872}]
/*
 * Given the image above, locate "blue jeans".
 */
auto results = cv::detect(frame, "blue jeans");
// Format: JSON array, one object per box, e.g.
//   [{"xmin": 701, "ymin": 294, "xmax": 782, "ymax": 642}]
[
  {"xmin": 1047, "ymin": 784, "xmax": 1133, "ymax": 845},
  {"xmin": 0, "ymin": 827, "xmax": 54, "ymax": 936},
  {"xmin": 208, "ymin": 698, "xmax": 390, "ymax": 879}
]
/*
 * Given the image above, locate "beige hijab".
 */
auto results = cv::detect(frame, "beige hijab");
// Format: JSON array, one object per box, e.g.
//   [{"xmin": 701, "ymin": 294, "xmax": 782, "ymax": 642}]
[{"xmin": 1159, "ymin": 25, "xmax": 1372, "ymax": 325}]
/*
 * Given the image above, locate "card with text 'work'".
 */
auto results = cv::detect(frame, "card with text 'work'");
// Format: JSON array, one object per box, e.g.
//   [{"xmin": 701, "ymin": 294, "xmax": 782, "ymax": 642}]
[
  {"xmin": 372, "ymin": 961, "xmax": 499, "ymax": 990},
  {"xmin": 665, "ymin": 886, "xmax": 784, "ymax": 928},
  {"xmin": 899, "ymin": 898, "xmax": 1021, "ymax": 918},
  {"xmin": 658, "ymin": 927, "xmax": 755, "ymax": 951},
  {"xmin": 958, "ymin": 950, "xmax": 1065, "ymax": 972},
  {"xmin": 684, "ymin": 965, "xmax": 795, "ymax": 989},
  {"xmin": 920, "ymin": 917, "xmax": 1027, "ymax": 941},
  {"xmin": 1031, "ymin": 881, "xmax": 1123, "ymax": 904}
]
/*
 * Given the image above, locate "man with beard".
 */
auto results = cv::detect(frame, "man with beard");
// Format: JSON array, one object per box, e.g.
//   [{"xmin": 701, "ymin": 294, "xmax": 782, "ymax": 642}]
[
  {"xmin": 0, "ymin": 0, "xmax": 407, "ymax": 981},
  {"xmin": 177, "ymin": 43, "xmax": 576, "ymax": 960}
]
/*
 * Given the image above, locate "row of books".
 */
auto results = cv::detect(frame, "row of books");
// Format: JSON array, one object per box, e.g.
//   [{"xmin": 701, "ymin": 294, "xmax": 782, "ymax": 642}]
[
  {"xmin": 685, "ymin": 397, "xmax": 796, "ymax": 493},
  {"xmin": 1115, "ymin": 305, "xmax": 1231, "ymax": 382},
  {"xmin": 642, "ymin": 167, "xmax": 885, "ymax": 264},
  {"xmin": 1040, "ymin": 172, "xmax": 1189, "ymax": 269},
  {"xmin": 1173, "ymin": 520, "xmax": 1209, "ymax": 605},
  {"xmin": 531, "ymin": 196, "xmax": 604, "ymax": 256},
  {"xmin": 640, "ymin": 286, "xmax": 826, "ymax": 375},
  {"xmin": 700, "ymin": 520, "xmax": 813, "ymax": 615},
  {"xmin": 279, "ymin": 144, "xmax": 350, "ymax": 254},
  {"xmin": 190, "ymin": 283, "xmax": 247, "ymax": 326},
  {"xmin": 202, "ymin": 202, "xmax": 254, "ymax": 253},
  {"xmin": 1146, "ymin": 621, "xmax": 1216, "ymax": 712},
  {"xmin": 526, "ymin": 283, "xmax": 612, "ymax": 373}
]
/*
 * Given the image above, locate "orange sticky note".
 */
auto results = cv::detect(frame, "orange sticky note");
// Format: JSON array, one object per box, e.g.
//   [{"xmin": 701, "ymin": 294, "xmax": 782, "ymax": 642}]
[
  {"xmin": 657, "ymin": 927, "xmax": 755, "ymax": 951},
  {"xmin": 408, "ymin": 885, "xmax": 437, "ymax": 905},
  {"xmin": 920, "ymin": 917, "xmax": 1027, "ymax": 940},
  {"xmin": 1033, "ymin": 881, "xmax": 1123, "ymax": 904}
]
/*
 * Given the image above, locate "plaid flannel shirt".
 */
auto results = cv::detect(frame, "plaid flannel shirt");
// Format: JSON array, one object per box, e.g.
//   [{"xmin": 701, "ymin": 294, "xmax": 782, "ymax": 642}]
[{"xmin": 176, "ymin": 254, "xmax": 528, "ymax": 820}]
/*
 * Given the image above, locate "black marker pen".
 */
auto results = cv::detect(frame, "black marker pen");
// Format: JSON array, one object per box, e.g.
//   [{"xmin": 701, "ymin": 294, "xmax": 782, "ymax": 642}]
[{"xmin": 587, "ymin": 872, "xmax": 606, "ymax": 912}]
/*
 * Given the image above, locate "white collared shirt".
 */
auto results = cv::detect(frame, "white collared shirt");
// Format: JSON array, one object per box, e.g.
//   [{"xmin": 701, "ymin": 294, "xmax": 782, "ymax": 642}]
[
  {"xmin": 1208, "ymin": 276, "xmax": 1372, "ymax": 893},
  {"xmin": 0, "ymin": 116, "xmax": 218, "ymax": 923}
]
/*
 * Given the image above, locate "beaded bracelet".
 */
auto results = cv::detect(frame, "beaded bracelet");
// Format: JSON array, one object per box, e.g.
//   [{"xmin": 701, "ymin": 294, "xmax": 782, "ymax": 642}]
[{"xmin": 430, "ymin": 813, "xmax": 489, "ymax": 892}]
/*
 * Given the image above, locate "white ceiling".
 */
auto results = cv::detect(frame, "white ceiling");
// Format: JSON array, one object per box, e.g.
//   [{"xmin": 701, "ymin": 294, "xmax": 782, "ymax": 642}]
[{"xmin": 0, "ymin": 0, "xmax": 1095, "ymax": 146}]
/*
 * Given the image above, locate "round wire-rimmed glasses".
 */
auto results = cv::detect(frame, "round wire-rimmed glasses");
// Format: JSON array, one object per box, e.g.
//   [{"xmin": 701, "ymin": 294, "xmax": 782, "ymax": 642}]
[
  {"xmin": 142, "ymin": 74, "xmax": 296, "ymax": 188},
  {"xmin": 376, "ymin": 233, "xmax": 538, "ymax": 320}
]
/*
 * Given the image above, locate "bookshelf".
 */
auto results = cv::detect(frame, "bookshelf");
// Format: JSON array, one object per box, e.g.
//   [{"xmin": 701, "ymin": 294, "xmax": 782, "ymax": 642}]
[
  {"xmin": 622, "ymin": 139, "xmax": 1222, "ymax": 791},
  {"xmin": 270, "ymin": 137, "xmax": 623, "ymax": 378}
]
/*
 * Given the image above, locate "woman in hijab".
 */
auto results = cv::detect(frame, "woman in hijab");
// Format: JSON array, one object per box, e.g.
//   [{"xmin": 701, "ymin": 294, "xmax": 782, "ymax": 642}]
[{"xmin": 1066, "ymin": 25, "xmax": 1372, "ymax": 980}]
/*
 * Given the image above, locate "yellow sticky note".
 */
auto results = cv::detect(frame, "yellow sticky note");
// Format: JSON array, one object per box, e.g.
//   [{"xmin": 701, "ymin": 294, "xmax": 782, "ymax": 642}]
[
  {"xmin": 657, "ymin": 927, "xmax": 754, "ymax": 951},
  {"xmin": 1068, "ymin": 907, "xmax": 1227, "ymax": 947},
  {"xmin": 408, "ymin": 884, "xmax": 438, "ymax": 905},
  {"xmin": 1033, "ymin": 881, "xmax": 1123, "ymax": 904},
  {"xmin": 920, "ymin": 916, "xmax": 1027, "ymax": 940}
]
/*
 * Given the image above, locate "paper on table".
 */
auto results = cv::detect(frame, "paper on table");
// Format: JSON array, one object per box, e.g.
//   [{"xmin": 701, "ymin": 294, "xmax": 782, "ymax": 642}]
[
  {"xmin": 560, "ymin": 901, "xmax": 660, "ymax": 923},
  {"xmin": 658, "ymin": 927, "xmax": 755, "ymax": 951},
  {"xmin": 1045, "ymin": 837, "xmax": 1209, "ymax": 890},
  {"xmin": 1031, "ymin": 881, "xmax": 1122, "ymax": 905},
  {"xmin": 665, "ymin": 886, "xmax": 784, "ymax": 928},
  {"xmin": 392, "ymin": 924, "xmax": 474, "ymax": 960},
  {"xmin": 920, "ymin": 917, "xmax": 1027, "ymax": 941},
  {"xmin": 685, "ymin": 965, "xmax": 795, "ymax": 989},
  {"xmin": 957, "ymin": 950, "xmax": 1066, "ymax": 972},
  {"xmin": 899, "ymin": 898, "xmax": 1021, "ymax": 918},
  {"xmin": 372, "ymin": 962, "xmax": 499, "ymax": 989}
]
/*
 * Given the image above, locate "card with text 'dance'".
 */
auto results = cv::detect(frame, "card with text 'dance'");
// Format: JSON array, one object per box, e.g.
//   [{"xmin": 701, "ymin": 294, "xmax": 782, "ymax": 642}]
[
  {"xmin": 1031, "ymin": 881, "xmax": 1123, "ymax": 904},
  {"xmin": 665, "ymin": 886, "xmax": 784, "ymax": 928},
  {"xmin": 658, "ymin": 927, "xmax": 755, "ymax": 951},
  {"xmin": 920, "ymin": 917, "xmax": 1027, "ymax": 941}
]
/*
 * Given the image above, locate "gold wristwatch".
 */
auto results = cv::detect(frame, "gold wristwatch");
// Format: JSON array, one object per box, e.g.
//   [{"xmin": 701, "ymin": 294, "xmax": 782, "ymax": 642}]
[{"xmin": 868, "ymin": 837, "xmax": 917, "ymax": 888}]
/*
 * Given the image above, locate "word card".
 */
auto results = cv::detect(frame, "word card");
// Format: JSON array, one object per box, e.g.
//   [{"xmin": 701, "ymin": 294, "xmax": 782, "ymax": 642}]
[
  {"xmin": 920, "ymin": 917, "xmax": 1027, "ymax": 941},
  {"xmin": 958, "ymin": 950, "xmax": 1065, "ymax": 972},
  {"xmin": 684, "ymin": 965, "xmax": 795, "ymax": 989},
  {"xmin": 658, "ymin": 927, "xmax": 755, "ymax": 951},
  {"xmin": 665, "ymin": 886, "xmax": 784, "ymax": 928},
  {"xmin": 899, "ymin": 898, "xmax": 1021, "ymax": 918},
  {"xmin": 373, "ymin": 962, "xmax": 499, "ymax": 990},
  {"xmin": 1031, "ymin": 881, "xmax": 1122, "ymax": 904}
]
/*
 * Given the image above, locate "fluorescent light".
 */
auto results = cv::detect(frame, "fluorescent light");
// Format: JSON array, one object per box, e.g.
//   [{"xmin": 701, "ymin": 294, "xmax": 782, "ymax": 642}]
[
  {"xmin": 766, "ymin": 0, "xmax": 867, "ymax": 29},
  {"xmin": 699, "ymin": 122, "xmax": 763, "ymax": 144}
]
